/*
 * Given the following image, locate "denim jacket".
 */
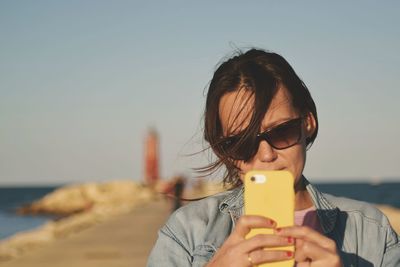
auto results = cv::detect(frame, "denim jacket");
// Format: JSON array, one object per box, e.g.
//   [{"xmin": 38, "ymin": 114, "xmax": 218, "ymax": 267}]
[{"xmin": 147, "ymin": 180, "xmax": 400, "ymax": 267}]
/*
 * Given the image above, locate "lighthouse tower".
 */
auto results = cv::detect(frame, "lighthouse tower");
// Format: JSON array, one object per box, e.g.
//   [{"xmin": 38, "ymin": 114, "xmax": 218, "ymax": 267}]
[{"xmin": 144, "ymin": 128, "xmax": 159, "ymax": 186}]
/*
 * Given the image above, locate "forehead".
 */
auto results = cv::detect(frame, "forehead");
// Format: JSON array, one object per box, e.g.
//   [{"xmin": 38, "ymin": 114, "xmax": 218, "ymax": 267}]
[{"xmin": 218, "ymin": 86, "xmax": 296, "ymax": 135}]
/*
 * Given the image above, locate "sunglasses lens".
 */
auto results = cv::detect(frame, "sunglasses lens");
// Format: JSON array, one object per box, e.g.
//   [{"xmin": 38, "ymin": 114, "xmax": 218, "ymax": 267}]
[
  {"xmin": 219, "ymin": 136, "xmax": 256, "ymax": 161},
  {"xmin": 218, "ymin": 118, "xmax": 302, "ymax": 160},
  {"xmin": 266, "ymin": 119, "xmax": 302, "ymax": 149}
]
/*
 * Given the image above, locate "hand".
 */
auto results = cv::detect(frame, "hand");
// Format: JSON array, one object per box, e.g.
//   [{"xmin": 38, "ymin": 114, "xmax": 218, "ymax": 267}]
[
  {"xmin": 206, "ymin": 215, "xmax": 294, "ymax": 267},
  {"xmin": 275, "ymin": 226, "xmax": 342, "ymax": 267}
]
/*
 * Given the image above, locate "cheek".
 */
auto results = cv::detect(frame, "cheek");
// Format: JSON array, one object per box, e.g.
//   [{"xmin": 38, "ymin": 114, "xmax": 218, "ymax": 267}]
[
  {"xmin": 289, "ymin": 144, "xmax": 307, "ymax": 181},
  {"xmin": 237, "ymin": 158, "xmax": 258, "ymax": 173},
  {"xmin": 238, "ymin": 161, "xmax": 250, "ymax": 171}
]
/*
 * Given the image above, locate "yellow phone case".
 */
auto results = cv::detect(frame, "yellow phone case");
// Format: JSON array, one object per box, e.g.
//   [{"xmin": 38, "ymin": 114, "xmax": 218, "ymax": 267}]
[{"xmin": 244, "ymin": 170, "xmax": 295, "ymax": 267}]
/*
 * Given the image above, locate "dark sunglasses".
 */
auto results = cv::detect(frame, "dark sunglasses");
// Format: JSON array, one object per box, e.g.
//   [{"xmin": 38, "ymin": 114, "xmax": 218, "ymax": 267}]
[{"xmin": 217, "ymin": 117, "xmax": 304, "ymax": 161}]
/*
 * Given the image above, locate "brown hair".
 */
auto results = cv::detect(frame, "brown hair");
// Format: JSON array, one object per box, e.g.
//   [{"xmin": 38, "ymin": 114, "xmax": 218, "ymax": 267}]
[{"xmin": 200, "ymin": 48, "xmax": 318, "ymax": 188}]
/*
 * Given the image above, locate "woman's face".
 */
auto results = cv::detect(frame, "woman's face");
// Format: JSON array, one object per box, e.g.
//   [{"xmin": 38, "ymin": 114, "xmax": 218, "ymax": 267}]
[{"xmin": 218, "ymin": 86, "xmax": 316, "ymax": 186}]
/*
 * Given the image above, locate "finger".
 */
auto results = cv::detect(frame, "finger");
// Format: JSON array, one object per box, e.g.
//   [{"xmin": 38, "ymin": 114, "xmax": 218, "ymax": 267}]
[
  {"xmin": 293, "ymin": 239, "xmax": 310, "ymax": 263},
  {"xmin": 295, "ymin": 239, "xmax": 337, "ymax": 264},
  {"xmin": 240, "ymin": 234, "xmax": 294, "ymax": 252},
  {"xmin": 233, "ymin": 215, "xmax": 276, "ymax": 238},
  {"xmin": 296, "ymin": 261, "xmax": 311, "ymax": 267},
  {"xmin": 275, "ymin": 226, "xmax": 337, "ymax": 252},
  {"xmin": 249, "ymin": 249, "xmax": 294, "ymax": 266}
]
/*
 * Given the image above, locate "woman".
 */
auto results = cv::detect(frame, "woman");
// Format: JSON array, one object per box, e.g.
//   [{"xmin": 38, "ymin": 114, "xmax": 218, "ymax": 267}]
[{"xmin": 147, "ymin": 49, "xmax": 400, "ymax": 266}]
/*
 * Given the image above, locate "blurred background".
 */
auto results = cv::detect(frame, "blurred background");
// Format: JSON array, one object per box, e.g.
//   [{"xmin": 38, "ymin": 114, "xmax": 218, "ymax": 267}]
[
  {"xmin": 0, "ymin": 1, "xmax": 399, "ymax": 265},
  {"xmin": 1, "ymin": 1, "xmax": 399, "ymax": 185}
]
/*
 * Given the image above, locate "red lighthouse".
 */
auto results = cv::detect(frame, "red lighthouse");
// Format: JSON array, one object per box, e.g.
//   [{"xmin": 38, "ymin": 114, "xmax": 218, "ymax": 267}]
[{"xmin": 144, "ymin": 128, "xmax": 159, "ymax": 186}]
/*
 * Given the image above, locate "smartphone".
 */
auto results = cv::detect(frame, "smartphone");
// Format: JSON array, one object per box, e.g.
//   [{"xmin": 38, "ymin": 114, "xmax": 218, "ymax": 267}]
[{"xmin": 244, "ymin": 170, "xmax": 295, "ymax": 267}]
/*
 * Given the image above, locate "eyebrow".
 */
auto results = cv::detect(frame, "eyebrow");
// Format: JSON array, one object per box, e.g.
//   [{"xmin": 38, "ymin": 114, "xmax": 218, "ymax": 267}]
[
  {"xmin": 223, "ymin": 116, "xmax": 299, "ymax": 138},
  {"xmin": 261, "ymin": 116, "xmax": 299, "ymax": 132}
]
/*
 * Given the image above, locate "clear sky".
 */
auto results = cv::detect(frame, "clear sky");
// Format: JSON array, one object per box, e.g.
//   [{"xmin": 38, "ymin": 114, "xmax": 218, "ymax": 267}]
[{"xmin": 1, "ymin": 1, "xmax": 399, "ymax": 185}]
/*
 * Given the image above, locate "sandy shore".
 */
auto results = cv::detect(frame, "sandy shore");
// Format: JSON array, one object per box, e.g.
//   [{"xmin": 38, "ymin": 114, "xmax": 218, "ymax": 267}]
[
  {"xmin": 0, "ymin": 199, "xmax": 170, "ymax": 267},
  {"xmin": 0, "ymin": 185, "xmax": 399, "ymax": 267}
]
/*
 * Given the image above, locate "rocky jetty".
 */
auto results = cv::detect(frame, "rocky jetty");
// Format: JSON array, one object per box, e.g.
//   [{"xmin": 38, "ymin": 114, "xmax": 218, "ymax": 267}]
[{"xmin": 0, "ymin": 180, "xmax": 155, "ymax": 261}]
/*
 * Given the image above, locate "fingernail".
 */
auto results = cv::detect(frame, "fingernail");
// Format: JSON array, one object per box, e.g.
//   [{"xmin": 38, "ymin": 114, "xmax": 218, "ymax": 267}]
[
  {"xmin": 287, "ymin": 237, "xmax": 293, "ymax": 244},
  {"xmin": 286, "ymin": 251, "xmax": 293, "ymax": 257}
]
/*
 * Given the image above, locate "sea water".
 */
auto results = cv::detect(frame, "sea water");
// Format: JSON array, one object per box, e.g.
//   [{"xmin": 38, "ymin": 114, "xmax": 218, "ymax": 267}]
[
  {"xmin": 0, "ymin": 182, "xmax": 399, "ymax": 240},
  {"xmin": 0, "ymin": 186, "xmax": 58, "ymax": 240}
]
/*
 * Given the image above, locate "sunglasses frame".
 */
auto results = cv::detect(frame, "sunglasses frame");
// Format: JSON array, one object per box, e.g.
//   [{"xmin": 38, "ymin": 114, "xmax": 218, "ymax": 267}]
[{"xmin": 218, "ymin": 117, "xmax": 304, "ymax": 161}]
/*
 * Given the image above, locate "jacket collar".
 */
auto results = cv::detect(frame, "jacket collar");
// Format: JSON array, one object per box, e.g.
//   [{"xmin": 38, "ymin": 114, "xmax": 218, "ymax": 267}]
[
  {"xmin": 303, "ymin": 178, "xmax": 339, "ymax": 233},
  {"xmin": 219, "ymin": 177, "xmax": 339, "ymax": 234}
]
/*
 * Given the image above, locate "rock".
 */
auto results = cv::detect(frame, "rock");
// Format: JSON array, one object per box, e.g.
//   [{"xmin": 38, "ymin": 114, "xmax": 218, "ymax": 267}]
[
  {"xmin": 18, "ymin": 180, "xmax": 153, "ymax": 216},
  {"xmin": 1, "ymin": 180, "xmax": 156, "ymax": 262}
]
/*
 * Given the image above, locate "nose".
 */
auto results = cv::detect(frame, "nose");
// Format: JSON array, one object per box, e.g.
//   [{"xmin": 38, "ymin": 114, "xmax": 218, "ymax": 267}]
[{"xmin": 256, "ymin": 140, "xmax": 278, "ymax": 162}]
